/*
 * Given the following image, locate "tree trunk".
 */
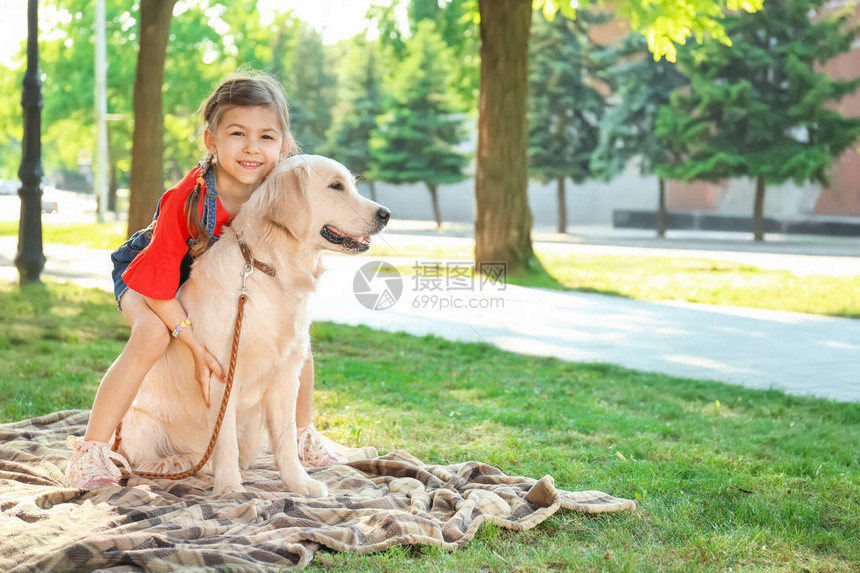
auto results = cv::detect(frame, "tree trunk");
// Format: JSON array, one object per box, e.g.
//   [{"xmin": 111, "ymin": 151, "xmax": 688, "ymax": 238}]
[
  {"xmin": 127, "ymin": 0, "xmax": 176, "ymax": 237},
  {"xmin": 656, "ymin": 177, "xmax": 667, "ymax": 239},
  {"xmin": 556, "ymin": 177, "xmax": 567, "ymax": 234},
  {"xmin": 475, "ymin": 0, "xmax": 534, "ymax": 274},
  {"xmin": 428, "ymin": 183, "xmax": 442, "ymax": 230},
  {"xmin": 753, "ymin": 174, "xmax": 765, "ymax": 242},
  {"xmin": 369, "ymin": 179, "xmax": 377, "ymax": 203},
  {"xmin": 107, "ymin": 127, "xmax": 117, "ymax": 213}
]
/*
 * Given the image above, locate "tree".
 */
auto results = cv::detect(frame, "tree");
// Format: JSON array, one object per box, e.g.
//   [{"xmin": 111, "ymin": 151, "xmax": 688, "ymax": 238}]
[
  {"xmin": 161, "ymin": 3, "xmax": 232, "ymax": 182},
  {"xmin": 219, "ymin": 4, "xmax": 299, "ymax": 83},
  {"xmin": 366, "ymin": 0, "xmax": 407, "ymax": 58},
  {"xmin": 475, "ymin": 0, "xmax": 534, "ymax": 271},
  {"xmin": 409, "ymin": 0, "xmax": 480, "ymax": 111},
  {"xmin": 0, "ymin": 0, "xmax": 139, "ymax": 191},
  {"xmin": 369, "ymin": 21, "xmax": 468, "ymax": 229},
  {"xmin": 0, "ymin": 66, "xmax": 23, "ymax": 180},
  {"xmin": 290, "ymin": 25, "xmax": 337, "ymax": 154},
  {"xmin": 528, "ymin": 12, "xmax": 610, "ymax": 234},
  {"xmin": 655, "ymin": 0, "xmax": 860, "ymax": 242},
  {"xmin": 326, "ymin": 41, "xmax": 385, "ymax": 200},
  {"xmin": 474, "ymin": 0, "xmax": 763, "ymax": 273},
  {"xmin": 592, "ymin": 33, "xmax": 687, "ymax": 238},
  {"xmin": 127, "ymin": 0, "xmax": 178, "ymax": 236}
]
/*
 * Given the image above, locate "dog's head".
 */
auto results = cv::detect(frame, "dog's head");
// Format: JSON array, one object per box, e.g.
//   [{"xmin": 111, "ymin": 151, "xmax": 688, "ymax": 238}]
[{"xmin": 251, "ymin": 154, "xmax": 390, "ymax": 254}]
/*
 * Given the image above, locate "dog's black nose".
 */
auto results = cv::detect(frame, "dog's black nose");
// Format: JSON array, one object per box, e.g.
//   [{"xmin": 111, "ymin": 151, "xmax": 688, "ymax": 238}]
[{"xmin": 376, "ymin": 207, "xmax": 391, "ymax": 224}]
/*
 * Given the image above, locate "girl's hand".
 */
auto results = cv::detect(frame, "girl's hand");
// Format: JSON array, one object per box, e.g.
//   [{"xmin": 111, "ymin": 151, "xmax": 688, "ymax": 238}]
[{"xmin": 192, "ymin": 347, "xmax": 224, "ymax": 408}]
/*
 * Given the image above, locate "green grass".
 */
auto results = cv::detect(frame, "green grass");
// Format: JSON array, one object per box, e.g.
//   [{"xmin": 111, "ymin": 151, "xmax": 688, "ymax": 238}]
[
  {"xmin": 519, "ymin": 252, "xmax": 860, "ymax": 319},
  {"xmin": 0, "ymin": 220, "xmax": 127, "ymax": 249},
  {"xmin": 1, "ymin": 280, "xmax": 858, "ymax": 571},
  {"xmin": 379, "ymin": 243, "xmax": 860, "ymax": 319}
]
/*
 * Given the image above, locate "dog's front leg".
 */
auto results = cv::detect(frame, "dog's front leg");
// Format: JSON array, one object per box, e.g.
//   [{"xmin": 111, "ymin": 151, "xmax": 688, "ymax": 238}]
[
  {"xmin": 210, "ymin": 386, "xmax": 244, "ymax": 495},
  {"xmin": 265, "ymin": 370, "xmax": 328, "ymax": 498}
]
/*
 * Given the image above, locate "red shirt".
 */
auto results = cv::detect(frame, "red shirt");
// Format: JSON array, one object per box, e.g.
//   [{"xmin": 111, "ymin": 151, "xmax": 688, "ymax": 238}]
[{"xmin": 122, "ymin": 166, "xmax": 233, "ymax": 299}]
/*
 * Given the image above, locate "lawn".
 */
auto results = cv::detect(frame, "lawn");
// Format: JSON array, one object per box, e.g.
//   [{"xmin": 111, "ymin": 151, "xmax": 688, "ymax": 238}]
[
  {"xmin": 0, "ymin": 220, "xmax": 127, "ymax": 250},
  {"xmin": 517, "ymin": 252, "xmax": 860, "ymax": 319},
  {"xmin": 3, "ymin": 220, "xmax": 860, "ymax": 318},
  {"xmin": 1, "ymin": 280, "xmax": 858, "ymax": 571}
]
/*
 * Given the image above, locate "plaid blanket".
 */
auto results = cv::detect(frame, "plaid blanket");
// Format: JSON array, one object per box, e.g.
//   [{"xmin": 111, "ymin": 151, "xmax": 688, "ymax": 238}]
[{"xmin": 0, "ymin": 410, "xmax": 634, "ymax": 571}]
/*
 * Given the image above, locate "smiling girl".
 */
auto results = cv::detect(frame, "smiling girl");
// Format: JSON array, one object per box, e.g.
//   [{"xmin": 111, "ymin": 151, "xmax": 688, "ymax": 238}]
[{"xmin": 64, "ymin": 73, "xmax": 369, "ymax": 489}]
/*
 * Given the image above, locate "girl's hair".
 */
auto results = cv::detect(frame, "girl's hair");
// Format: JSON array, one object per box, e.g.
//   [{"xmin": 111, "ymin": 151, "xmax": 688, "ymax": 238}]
[{"xmin": 185, "ymin": 72, "xmax": 294, "ymax": 257}]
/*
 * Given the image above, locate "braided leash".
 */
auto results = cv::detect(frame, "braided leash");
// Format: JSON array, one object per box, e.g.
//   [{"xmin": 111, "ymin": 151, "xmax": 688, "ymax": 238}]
[{"xmin": 111, "ymin": 240, "xmax": 275, "ymax": 481}]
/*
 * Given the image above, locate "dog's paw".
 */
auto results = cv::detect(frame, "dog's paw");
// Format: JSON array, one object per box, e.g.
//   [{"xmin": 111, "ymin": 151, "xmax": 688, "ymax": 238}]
[
  {"xmin": 305, "ymin": 478, "xmax": 328, "ymax": 498},
  {"xmin": 285, "ymin": 477, "xmax": 328, "ymax": 498},
  {"xmin": 213, "ymin": 482, "xmax": 246, "ymax": 495}
]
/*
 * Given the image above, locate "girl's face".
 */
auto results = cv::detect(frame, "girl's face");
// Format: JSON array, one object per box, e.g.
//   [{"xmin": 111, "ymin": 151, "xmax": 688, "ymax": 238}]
[{"xmin": 204, "ymin": 105, "xmax": 290, "ymax": 198}]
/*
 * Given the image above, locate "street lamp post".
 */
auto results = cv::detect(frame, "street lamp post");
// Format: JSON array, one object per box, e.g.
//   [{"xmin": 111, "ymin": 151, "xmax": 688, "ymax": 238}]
[{"xmin": 15, "ymin": 0, "xmax": 45, "ymax": 284}]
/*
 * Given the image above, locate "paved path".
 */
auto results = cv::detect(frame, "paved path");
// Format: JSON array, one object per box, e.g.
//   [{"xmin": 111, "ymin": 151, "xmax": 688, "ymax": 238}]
[{"xmin": 1, "ymin": 235, "xmax": 858, "ymax": 402}]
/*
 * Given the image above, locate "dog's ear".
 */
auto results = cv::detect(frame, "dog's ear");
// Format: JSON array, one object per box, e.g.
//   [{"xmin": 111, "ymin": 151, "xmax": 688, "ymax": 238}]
[{"xmin": 263, "ymin": 161, "xmax": 311, "ymax": 238}]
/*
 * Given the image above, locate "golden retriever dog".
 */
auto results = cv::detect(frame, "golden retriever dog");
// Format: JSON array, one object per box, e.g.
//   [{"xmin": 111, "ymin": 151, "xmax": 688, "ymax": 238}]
[{"xmin": 117, "ymin": 155, "xmax": 390, "ymax": 496}]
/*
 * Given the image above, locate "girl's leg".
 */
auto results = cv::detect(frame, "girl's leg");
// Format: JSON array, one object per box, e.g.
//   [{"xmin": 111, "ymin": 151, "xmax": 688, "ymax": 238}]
[
  {"xmin": 66, "ymin": 291, "xmax": 170, "ymax": 488},
  {"xmin": 84, "ymin": 290, "xmax": 171, "ymax": 442},
  {"xmin": 295, "ymin": 353, "xmax": 315, "ymax": 430}
]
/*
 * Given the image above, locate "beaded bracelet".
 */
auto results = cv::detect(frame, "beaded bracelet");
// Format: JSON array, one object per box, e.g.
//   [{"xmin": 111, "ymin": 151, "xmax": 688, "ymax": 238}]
[{"xmin": 172, "ymin": 317, "xmax": 191, "ymax": 338}]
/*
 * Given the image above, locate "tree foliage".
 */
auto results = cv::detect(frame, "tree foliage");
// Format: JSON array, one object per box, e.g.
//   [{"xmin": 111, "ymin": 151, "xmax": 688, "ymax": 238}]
[
  {"xmin": 0, "ymin": 0, "xmax": 774, "ymax": 250},
  {"xmin": 534, "ymin": 0, "xmax": 764, "ymax": 62},
  {"xmin": 474, "ymin": 0, "xmax": 764, "ymax": 270},
  {"xmin": 528, "ymin": 12, "xmax": 609, "ymax": 184},
  {"xmin": 326, "ymin": 40, "xmax": 385, "ymax": 189},
  {"xmin": 369, "ymin": 21, "xmax": 468, "ymax": 228},
  {"xmin": 658, "ymin": 0, "xmax": 860, "ymax": 184},
  {"xmin": 0, "ymin": 2, "xmax": 311, "ymax": 189},
  {"xmin": 655, "ymin": 0, "xmax": 860, "ymax": 240},
  {"xmin": 528, "ymin": 11, "xmax": 612, "ymax": 233},
  {"xmin": 409, "ymin": 0, "xmax": 480, "ymax": 111},
  {"xmin": 593, "ymin": 33, "xmax": 687, "ymax": 179},
  {"xmin": 592, "ymin": 32, "xmax": 688, "ymax": 237},
  {"xmin": 290, "ymin": 25, "xmax": 337, "ymax": 154}
]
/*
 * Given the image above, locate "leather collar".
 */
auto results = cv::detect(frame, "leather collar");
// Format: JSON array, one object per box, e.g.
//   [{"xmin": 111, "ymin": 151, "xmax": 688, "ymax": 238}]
[{"xmin": 238, "ymin": 240, "xmax": 276, "ymax": 278}]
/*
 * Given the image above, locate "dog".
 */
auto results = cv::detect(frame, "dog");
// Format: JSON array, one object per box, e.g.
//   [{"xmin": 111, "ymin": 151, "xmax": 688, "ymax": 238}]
[{"xmin": 116, "ymin": 155, "xmax": 390, "ymax": 496}]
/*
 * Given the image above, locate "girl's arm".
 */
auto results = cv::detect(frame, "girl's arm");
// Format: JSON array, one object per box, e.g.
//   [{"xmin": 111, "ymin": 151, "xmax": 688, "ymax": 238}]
[{"xmin": 144, "ymin": 296, "xmax": 224, "ymax": 408}]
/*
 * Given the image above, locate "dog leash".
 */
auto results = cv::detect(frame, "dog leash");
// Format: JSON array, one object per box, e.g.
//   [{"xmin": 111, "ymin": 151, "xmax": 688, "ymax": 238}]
[{"xmin": 111, "ymin": 239, "xmax": 276, "ymax": 481}]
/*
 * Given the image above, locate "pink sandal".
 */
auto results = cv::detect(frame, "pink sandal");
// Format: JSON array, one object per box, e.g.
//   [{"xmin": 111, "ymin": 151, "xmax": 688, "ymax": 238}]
[
  {"xmin": 297, "ymin": 425, "xmax": 378, "ymax": 468},
  {"xmin": 64, "ymin": 436, "xmax": 131, "ymax": 488}
]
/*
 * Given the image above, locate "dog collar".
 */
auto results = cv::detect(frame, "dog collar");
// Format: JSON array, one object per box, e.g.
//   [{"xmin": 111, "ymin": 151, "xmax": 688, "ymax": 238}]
[{"xmin": 238, "ymin": 240, "xmax": 277, "ymax": 278}]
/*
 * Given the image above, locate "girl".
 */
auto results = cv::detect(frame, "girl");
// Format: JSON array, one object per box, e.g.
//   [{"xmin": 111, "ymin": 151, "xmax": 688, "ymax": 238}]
[{"xmin": 65, "ymin": 73, "xmax": 372, "ymax": 489}]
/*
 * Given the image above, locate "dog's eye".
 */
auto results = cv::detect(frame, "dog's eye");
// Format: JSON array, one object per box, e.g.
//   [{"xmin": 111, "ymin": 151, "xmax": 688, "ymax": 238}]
[{"xmin": 329, "ymin": 181, "xmax": 344, "ymax": 191}]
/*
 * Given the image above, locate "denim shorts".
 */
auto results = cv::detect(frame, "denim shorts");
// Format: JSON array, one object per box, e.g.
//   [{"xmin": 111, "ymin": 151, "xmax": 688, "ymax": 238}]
[
  {"xmin": 111, "ymin": 227, "xmax": 196, "ymax": 312},
  {"xmin": 111, "ymin": 166, "xmax": 218, "ymax": 312},
  {"xmin": 111, "ymin": 226, "xmax": 152, "ymax": 311}
]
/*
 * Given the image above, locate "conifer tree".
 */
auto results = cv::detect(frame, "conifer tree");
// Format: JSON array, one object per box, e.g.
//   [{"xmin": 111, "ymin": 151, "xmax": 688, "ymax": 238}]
[
  {"xmin": 656, "ymin": 0, "xmax": 860, "ymax": 241},
  {"xmin": 408, "ymin": 0, "xmax": 480, "ymax": 111},
  {"xmin": 592, "ymin": 33, "xmax": 687, "ymax": 237},
  {"xmin": 369, "ymin": 21, "xmax": 468, "ymax": 229},
  {"xmin": 527, "ymin": 13, "xmax": 610, "ymax": 233},
  {"xmin": 290, "ymin": 26, "xmax": 337, "ymax": 154},
  {"xmin": 327, "ymin": 41, "xmax": 385, "ymax": 200}
]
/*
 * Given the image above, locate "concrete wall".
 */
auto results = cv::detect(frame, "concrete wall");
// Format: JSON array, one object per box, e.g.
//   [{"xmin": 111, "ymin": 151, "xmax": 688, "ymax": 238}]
[
  {"xmin": 360, "ymin": 173, "xmax": 660, "ymax": 227},
  {"xmin": 360, "ymin": 173, "xmax": 847, "ymax": 227},
  {"xmin": 668, "ymin": 178, "xmax": 824, "ymax": 220}
]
